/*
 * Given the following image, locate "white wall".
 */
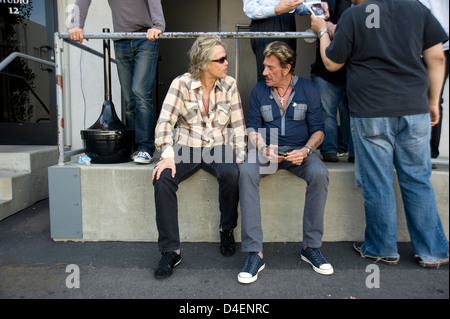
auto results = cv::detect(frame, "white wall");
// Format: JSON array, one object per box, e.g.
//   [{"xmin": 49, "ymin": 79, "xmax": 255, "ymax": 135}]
[
  {"xmin": 58, "ymin": 0, "xmax": 449, "ymax": 159},
  {"xmin": 60, "ymin": 0, "xmax": 121, "ymax": 150}
]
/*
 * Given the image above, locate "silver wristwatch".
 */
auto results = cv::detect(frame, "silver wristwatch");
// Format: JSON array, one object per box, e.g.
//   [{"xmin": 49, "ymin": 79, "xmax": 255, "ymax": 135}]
[{"xmin": 303, "ymin": 146, "xmax": 312, "ymax": 156}]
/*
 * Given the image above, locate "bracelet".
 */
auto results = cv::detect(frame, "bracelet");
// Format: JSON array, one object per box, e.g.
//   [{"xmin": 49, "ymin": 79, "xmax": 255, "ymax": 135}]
[
  {"xmin": 318, "ymin": 29, "xmax": 328, "ymax": 39},
  {"xmin": 259, "ymin": 145, "xmax": 267, "ymax": 156}
]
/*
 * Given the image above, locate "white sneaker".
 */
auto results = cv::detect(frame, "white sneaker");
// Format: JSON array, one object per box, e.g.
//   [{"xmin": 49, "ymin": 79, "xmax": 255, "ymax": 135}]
[{"xmin": 134, "ymin": 151, "xmax": 152, "ymax": 164}]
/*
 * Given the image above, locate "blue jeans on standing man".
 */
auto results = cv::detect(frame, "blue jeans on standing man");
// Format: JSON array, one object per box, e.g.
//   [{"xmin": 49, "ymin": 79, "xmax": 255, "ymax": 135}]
[
  {"xmin": 114, "ymin": 38, "xmax": 159, "ymax": 156},
  {"xmin": 315, "ymin": 76, "xmax": 353, "ymax": 157},
  {"xmin": 351, "ymin": 114, "xmax": 449, "ymax": 263}
]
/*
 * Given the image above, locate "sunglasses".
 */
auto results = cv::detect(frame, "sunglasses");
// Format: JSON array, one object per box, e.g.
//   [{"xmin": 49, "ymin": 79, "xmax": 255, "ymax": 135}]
[{"xmin": 211, "ymin": 56, "xmax": 227, "ymax": 64}]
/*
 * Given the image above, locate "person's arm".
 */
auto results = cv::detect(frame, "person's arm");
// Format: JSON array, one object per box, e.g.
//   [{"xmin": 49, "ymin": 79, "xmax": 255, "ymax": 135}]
[
  {"xmin": 68, "ymin": 0, "xmax": 92, "ymax": 43},
  {"xmin": 147, "ymin": 0, "xmax": 165, "ymax": 40},
  {"xmin": 310, "ymin": 14, "xmax": 345, "ymax": 72},
  {"xmin": 243, "ymin": 0, "xmax": 304, "ymax": 20},
  {"xmin": 422, "ymin": 42, "xmax": 446, "ymax": 126},
  {"xmin": 229, "ymin": 81, "xmax": 248, "ymax": 165},
  {"xmin": 285, "ymin": 130, "xmax": 324, "ymax": 165},
  {"xmin": 152, "ymin": 78, "xmax": 184, "ymax": 180}
]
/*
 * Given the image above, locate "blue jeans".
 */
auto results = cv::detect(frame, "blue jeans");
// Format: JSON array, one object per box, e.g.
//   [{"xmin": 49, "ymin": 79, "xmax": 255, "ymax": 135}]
[
  {"xmin": 114, "ymin": 39, "xmax": 159, "ymax": 155},
  {"xmin": 239, "ymin": 149, "xmax": 329, "ymax": 252},
  {"xmin": 351, "ymin": 115, "xmax": 449, "ymax": 262},
  {"xmin": 315, "ymin": 76, "xmax": 353, "ymax": 156}
]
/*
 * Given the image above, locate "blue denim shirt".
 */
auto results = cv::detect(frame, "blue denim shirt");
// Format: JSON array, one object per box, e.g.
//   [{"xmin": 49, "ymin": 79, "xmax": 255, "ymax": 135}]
[{"xmin": 247, "ymin": 76, "xmax": 324, "ymax": 148}]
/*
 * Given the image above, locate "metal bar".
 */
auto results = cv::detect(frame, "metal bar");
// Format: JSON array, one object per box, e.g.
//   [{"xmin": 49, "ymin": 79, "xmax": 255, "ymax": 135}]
[
  {"xmin": 63, "ymin": 39, "xmax": 117, "ymax": 64},
  {"xmin": 58, "ymin": 31, "xmax": 317, "ymax": 40},
  {"xmin": 0, "ymin": 51, "xmax": 55, "ymax": 72},
  {"xmin": 55, "ymin": 31, "xmax": 449, "ymax": 167},
  {"xmin": 55, "ymin": 33, "xmax": 65, "ymax": 166}
]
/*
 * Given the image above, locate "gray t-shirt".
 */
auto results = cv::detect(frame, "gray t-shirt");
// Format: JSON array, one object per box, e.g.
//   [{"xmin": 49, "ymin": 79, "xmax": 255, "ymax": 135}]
[{"xmin": 70, "ymin": 0, "xmax": 165, "ymax": 33}]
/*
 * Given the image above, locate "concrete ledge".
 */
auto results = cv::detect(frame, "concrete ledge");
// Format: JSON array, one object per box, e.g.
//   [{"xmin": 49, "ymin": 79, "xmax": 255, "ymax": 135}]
[
  {"xmin": 48, "ymin": 158, "xmax": 449, "ymax": 243},
  {"xmin": 0, "ymin": 146, "xmax": 58, "ymax": 221}
]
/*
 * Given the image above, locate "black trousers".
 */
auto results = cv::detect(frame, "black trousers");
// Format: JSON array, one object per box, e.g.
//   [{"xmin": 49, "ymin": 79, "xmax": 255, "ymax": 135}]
[
  {"xmin": 250, "ymin": 13, "xmax": 297, "ymax": 82},
  {"xmin": 153, "ymin": 146, "xmax": 239, "ymax": 252},
  {"xmin": 430, "ymin": 49, "xmax": 449, "ymax": 158}
]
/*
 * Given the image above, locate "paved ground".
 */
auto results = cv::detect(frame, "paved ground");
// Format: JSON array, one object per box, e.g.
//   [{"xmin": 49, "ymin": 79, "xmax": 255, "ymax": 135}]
[{"xmin": 0, "ymin": 199, "xmax": 448, "ymax": 309}]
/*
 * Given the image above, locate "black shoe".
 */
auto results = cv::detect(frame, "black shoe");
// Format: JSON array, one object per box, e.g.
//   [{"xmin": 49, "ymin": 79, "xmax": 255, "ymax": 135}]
[
  {"xmin": 220, "ymin": 229, "xmax": 236, "ymax": 257},
  {"xmin": 154, "ymin": 251, "xmax": 181, "ymax": 279},
  {"xmin": 348, "ymin": 156, "xmax": 355, "ymax": 163},
  {"xmin": 323, "ymin": 153, "xmax": 339, "ymax": 162}
]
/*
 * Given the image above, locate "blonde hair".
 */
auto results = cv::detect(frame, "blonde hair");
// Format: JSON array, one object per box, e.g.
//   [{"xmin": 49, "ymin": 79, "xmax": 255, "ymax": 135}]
[
  {"xmin": 188, "ymin": 35, "xmax": 226, "ymax": 79},
  {"xmin": 263, "ymin": 41, "xmax": 296, "ymax": 74}
]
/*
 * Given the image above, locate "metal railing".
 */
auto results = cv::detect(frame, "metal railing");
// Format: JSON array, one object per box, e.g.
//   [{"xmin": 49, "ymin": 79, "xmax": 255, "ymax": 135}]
[
  {"xmin": 54, "ymin": 31, "xmax": 318, "ymax": 165},
  {"xmin": 54, "ymin": 31, "xmax": 449, "ymax": 168}
]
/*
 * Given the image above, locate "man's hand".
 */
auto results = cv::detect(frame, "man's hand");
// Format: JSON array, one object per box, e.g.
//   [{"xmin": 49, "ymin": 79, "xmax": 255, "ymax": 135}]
[
  {"xmin": 69, "ymin": 27, "xmax": 85, "ymax": 43},
  {"xmin": 152, "ymin": 158, "xmax": 176, "ymax": 181},
  {"xmin": 321, "ymin": 1, "xmax": 330, "ymax": 19},
  {"xmin": 262, "ymin": 145, "xmax": 284, "ymax": 163},
  {"xmin": 147, "ymin": 28, "xmax": 163, "ymax": 41},
  {"xmin": 310, "ymin": 13, "xmax": 327, "ymax": 34},
  {"xmin": 275, "ymin": 0, "xmax": 304, "ymax": 15},
  {"xmin": 429, "ymin": 103, "xmax": 440, "ymax": 126},
  {"xmin": 285, "ymin": 149, "xmax": 307, "ymax": 166}
]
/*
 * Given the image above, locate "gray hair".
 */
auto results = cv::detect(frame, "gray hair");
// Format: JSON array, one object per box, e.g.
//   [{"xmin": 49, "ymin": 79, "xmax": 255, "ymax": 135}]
[
  {"xmin": 188, "ymin": 35, "xmax": 226, "ymax": 79},
  {"xmin": 263, "ymin": 41, "xmax": 296, "ymax": 74}
]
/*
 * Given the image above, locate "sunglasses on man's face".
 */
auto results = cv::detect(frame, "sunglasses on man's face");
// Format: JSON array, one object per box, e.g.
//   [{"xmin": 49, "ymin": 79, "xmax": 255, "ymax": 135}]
[{"xmin": 211, "ymin": 56, "xmax": 227, "ymax": 64}]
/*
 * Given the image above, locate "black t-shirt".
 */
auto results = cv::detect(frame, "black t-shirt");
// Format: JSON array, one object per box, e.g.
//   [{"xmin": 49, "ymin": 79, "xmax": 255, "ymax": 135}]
[
  {"xmin": 311, "ymin": 0, "xmax": 352, "ymax": 84},
  {"xmin": 326, "ymin": 0, "xmax": 448, "ymax": 118}
]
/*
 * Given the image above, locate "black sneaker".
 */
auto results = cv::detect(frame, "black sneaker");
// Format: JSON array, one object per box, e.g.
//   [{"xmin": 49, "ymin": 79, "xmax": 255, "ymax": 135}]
[
  {"xmin": 154, "ymin": 251, "xmax": 181, "ymax": 279},
  {"xmin": 220, "ymin": 229, "xmax": 236, "ymax": 257},
  {"xmin": 323, "ymin": 153, "xmax": 339, "ymax": 162}
]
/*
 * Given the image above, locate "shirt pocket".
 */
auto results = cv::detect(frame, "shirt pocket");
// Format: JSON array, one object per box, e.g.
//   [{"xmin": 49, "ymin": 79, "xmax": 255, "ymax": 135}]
[
  {"xmin": 217, "ymin": 103, "xmax": 231, "ymax": 126},
  {"xmin": 260, "ymin": 104, "xmax": 274, "ymax": 122},
  {"xmin": 292, "ymin": 103, "xmax": 307, "ymax": 121},
  {"xmin": 183, "ymin": 101, "xmax": 200, "ymax": 125}
]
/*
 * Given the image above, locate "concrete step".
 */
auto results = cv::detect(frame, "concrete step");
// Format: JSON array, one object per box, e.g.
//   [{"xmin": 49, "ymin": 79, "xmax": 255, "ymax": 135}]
[
  {"xmin": 0, "ymin": 146, "xmax": 58, "ymax": 221},
  {"xmin": 48, "ymin": 157, "xmax": 449, "ymax": 243}
]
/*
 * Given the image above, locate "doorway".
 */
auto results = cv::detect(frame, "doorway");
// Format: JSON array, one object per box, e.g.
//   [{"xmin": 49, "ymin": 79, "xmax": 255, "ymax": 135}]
[{"xmin": 0, "ymin": 0, "xmax": 57, "ymax": 145}]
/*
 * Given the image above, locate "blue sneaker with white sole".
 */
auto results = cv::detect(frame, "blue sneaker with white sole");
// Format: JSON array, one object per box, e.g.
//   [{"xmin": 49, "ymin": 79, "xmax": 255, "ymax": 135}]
[
  {"xmin": 238, "ymin": 252, "xmax": 265, "ymax": 284},
  {"xmin": 301, "ymin": 247, "xmax": 334, "ymax": 275}
]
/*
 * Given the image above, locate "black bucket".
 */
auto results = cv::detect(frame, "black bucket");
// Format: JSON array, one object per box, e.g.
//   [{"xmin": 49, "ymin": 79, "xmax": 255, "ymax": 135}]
[{"xmin": 80, "ymin": 29, "xmax": 134, "ymax": 164}]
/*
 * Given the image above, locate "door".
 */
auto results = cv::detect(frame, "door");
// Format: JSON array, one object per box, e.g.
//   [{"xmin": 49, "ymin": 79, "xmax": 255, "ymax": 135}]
[
  {"xmin": 157, "ymin": 0, "xmax": 219, "ymax": 117},
  {"xmin": 0, "ymin": 0, "xmax": 57, "ymax": 145}
]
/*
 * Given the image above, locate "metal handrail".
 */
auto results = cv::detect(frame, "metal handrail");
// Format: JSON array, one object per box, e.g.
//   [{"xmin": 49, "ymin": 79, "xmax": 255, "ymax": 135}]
[
  {"xmin": 0, "ymin": 52, "xmax": 55, "ymax": 72},
  {"xmin": 57, "ymin": 31, "xmax": 317, "ymax": 40},
  {"xmin": 0, "ymin": 71, "xmax": 50, "ymax": 118},
  {"xmin": 54, "ymin": 31, "xmax": 449, "ymax": 167}
]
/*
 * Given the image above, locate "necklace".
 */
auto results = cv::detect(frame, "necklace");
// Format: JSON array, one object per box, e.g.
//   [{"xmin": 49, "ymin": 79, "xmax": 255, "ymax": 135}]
[
  {"xmin": 275, "ymin": 86, "xmax": 290, "ymax": 106},
  {"xmin": 274, "ymin": 74, "xmax": 293, "ymax": 106}
]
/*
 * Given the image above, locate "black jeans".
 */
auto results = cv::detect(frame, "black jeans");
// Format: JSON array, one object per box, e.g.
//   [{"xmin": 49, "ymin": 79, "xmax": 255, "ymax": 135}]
[{"xmin": 153, "ymin": 146, "xmax": 239, "ymax": 252}]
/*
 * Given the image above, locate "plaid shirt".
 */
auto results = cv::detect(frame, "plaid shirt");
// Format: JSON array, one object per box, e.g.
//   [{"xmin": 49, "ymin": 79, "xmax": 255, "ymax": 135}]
[{"xmin": 155, "ymin": 73, "xmax": 247, "ymax": 163}]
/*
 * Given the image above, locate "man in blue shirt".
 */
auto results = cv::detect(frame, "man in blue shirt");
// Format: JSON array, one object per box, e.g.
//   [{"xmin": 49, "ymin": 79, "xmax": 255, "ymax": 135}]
[{"xmin": 238, "ymin": 41, "xmax": 333, "ymax": 284}]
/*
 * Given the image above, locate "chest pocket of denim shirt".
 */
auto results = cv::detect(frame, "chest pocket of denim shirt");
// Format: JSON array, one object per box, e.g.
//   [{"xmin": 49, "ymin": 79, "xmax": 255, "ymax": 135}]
[
  {"xmin": 260, "ymin": 104, "xmax": 274, "ymax": 122},
  {"xmin": 217, "ymin": 103, "xmax": 231, "ymax": 126},
  {"xmin": 292, "ymin": 103, "xmax": 307, "ymax": 121}
]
